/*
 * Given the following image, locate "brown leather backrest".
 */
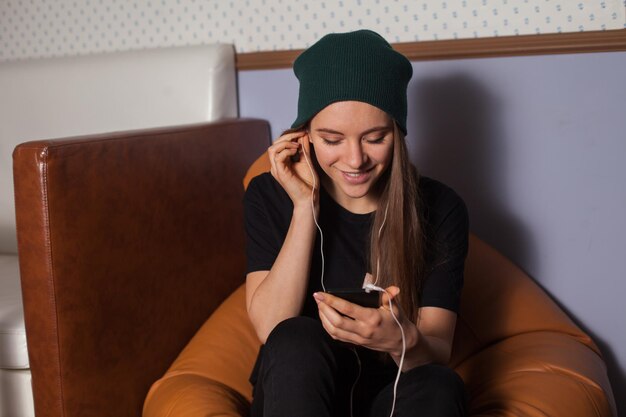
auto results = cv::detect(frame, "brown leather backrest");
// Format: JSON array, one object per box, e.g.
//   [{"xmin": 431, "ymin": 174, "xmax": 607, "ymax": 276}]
[
  {"xmin": 14, "ymin": 119, "xmax": 271, "ymax": 417},
  {"xmin": 242, "ymin": 152, "xmax": 596, "ymax": 367}
]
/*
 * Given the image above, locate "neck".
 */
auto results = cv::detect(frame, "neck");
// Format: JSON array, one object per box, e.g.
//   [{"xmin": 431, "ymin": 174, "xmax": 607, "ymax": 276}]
[{"xmin": 321, "ymin": 176, "xmax": 380, "ymax": 214}]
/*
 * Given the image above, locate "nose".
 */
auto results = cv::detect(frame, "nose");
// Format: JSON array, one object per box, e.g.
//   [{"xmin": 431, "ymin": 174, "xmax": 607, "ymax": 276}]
[{"xmin": 346, "ymin": 140, "xmax": 368, "ymax": 169}]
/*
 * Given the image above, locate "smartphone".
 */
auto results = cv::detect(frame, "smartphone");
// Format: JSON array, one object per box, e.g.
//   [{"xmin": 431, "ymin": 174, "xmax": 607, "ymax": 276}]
[{"xmin": 326, "ymin": 288, "xmax": 381, "ymax": 308}]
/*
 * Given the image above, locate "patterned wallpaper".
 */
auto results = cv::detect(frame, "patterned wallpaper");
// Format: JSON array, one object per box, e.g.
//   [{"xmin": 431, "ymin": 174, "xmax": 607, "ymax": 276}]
[{"xmin": 1, "ymin": 0, "xmax": 625, "ymax": 62}]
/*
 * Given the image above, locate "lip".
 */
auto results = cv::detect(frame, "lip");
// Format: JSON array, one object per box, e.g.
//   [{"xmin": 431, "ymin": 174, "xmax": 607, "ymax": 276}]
[{"xmin": 339, "ymin": 167, "xmax": 375, "ymax": 185}]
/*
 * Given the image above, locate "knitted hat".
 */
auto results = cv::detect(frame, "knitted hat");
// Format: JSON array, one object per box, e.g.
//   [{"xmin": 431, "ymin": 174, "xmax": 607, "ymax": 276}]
[{"xmin": 291, "ymin": 30, "xmax": 413, "ymax": 134}]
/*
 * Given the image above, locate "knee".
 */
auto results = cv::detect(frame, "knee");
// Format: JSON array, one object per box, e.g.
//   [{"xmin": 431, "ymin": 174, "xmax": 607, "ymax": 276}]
[
  {"xmin": 264, "ymin": 316, "xmax": 329, "ymax": 358},
  {"xmin": 431, "ymin": 365, "xmax": 465, "ymax": 398},
  {"xmin": 369, "ymin": 364, "xmax": 467, "ymax": 417},
  {"xmin": 404, "ymin": 364, "xmax": 466, "ymax": 402}
]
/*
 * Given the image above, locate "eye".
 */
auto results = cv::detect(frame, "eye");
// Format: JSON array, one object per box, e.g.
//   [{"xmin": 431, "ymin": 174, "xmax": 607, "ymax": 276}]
[
  {"xmin": 364, "ymin": 136, "xmax": 385, "ymax": 144},
  {"xmin": 321, "ymin": 137, "xmax": 341, "ymax": 146}
]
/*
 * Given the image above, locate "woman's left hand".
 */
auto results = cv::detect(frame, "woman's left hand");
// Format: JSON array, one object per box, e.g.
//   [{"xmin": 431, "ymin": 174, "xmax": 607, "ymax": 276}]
[{"xmin": 313, "ymin": 287, "xmax": 418, "ymax": 355}]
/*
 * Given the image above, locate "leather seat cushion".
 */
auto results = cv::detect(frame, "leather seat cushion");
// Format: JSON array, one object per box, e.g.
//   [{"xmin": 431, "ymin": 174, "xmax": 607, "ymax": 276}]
[
  {"xmin": 143, "ymin": 375, "xmax": 248, "ymax": 417},
  {"xmin": 456, "ymin": 331, "xmax": 615, "ymax": 416}
]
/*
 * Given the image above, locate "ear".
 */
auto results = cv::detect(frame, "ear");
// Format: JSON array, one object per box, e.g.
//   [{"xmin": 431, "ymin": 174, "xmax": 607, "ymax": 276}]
[
  {"xmin": 300, "ymin": 133, "xmax": 317, "ymax": 164},
  {"xmin": 301, "ymin": 132, "xmax": 312, "ymax": 152},
  {"xmin": 305, "ymin": 130, "xmax": 313, "ymax": 144}
]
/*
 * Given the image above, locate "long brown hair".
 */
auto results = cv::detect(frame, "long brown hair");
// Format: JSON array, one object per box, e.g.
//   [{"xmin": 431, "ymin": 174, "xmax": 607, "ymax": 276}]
[{"xmin": 369, "ymin": 123, "xmax": 425, "ymax": 322}]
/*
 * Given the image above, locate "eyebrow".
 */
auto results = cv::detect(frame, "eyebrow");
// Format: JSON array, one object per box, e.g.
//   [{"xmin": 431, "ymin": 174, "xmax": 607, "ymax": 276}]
[{"xmin": 314, "ymin": 125, "xmax": 392, "ymax": 136}]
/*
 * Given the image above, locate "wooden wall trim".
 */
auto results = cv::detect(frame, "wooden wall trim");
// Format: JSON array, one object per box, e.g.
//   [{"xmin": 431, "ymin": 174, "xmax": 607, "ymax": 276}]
[{"xmin": 236, "ymin": 29, "xmax": 626, "ymax": 70}]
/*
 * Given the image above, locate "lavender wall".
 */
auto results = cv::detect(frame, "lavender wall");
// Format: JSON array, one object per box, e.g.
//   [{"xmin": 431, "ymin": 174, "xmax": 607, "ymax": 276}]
[{"xmin": 239, "ymin": 50, "xmax": 626, "ymax": 412}]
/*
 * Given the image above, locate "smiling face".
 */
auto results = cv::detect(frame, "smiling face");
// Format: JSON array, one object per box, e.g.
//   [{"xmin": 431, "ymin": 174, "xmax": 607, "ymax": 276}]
[{"xmin": 308, "ymin": 101, "xmax": 395, "ymax": 213}]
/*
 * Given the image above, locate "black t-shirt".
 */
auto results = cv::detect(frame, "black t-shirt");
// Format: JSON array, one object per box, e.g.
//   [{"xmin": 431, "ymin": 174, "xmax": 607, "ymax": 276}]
[{"xmin": 244, "ymin": 172, "xmax": 468, "ymax": 317}]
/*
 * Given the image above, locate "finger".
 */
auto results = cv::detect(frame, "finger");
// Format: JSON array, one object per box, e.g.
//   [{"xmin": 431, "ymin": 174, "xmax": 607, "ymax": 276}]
[
  {"xmin": 299, "ymin": 132, "xmax": 311, "ymax": 152},
  {"xmin": 270, "ymin": 143, "xmax": 299, "ymax": 169},
  {"xmin": 269, "ymin": 142, "xmax": 299, "ymax": 177},
  {"xmin": 289, "ymin": 134, "xmax": 306, "ymax": 163},
  {"xmin": 274, "ymin": 146, "xmax": 299, "ymax": 165},
  {"xmin": 320, "ymin": 292, "xmax": 370, "ymax": 321},
  {"xmin": 316, "ymin": 299, "xmax": 356, "ymax": 329},
  {"xmin": 317, "ymin": 295, "xmax": 384, "ymax": 341},
  {"xmin": 316, "ymin": 295, "xmax": 384, "ymax": 344},
  {"xmin": 314, "ymin": 294, "xmax": 363, "ymax": 331},
  {"xmin": 318, "ymin": 306, "xmax": 366, "ymax": 345},
  {"xmin": 268, "ymin": 146, "xmax": 278, "ymax": 178},
  {"xmin": 298, "ymin": 135, "xmax": 317, "ymax": 176},
  {"xmin": 275, "ymin": 150, "xmax": 304, "ymax": 183},
  {"xmin": 380, "ymin": 286, "xmax": 400, "ymax": 311},
  {"xmin": 269, "ymin": 140, "xmax": 299, "ymax": 158},
  {"xmin": 299, "ymin": 133, "xmax": 315, "ymax": 166},
  {"xmin": 274, "ymin": 130, "xmax": 308, "ymax": 145}
]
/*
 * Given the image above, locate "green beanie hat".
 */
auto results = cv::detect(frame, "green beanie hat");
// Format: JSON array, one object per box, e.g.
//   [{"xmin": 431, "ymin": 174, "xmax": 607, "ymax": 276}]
[{"xmin": 291, "ymin": 29, "xmax": 413, "ymax": 134}]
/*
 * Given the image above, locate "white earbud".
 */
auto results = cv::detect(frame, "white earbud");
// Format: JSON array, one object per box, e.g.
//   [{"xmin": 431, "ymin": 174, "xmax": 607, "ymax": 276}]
[{"xmin": 364, "ymin": 283, "xmax": 384, "ymax": 293}]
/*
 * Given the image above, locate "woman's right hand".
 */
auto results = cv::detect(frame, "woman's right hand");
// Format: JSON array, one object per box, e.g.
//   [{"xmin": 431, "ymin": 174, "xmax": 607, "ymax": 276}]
[{"xmin": 268, "ymin": 130, "xmax": 319, "ymax": 210}]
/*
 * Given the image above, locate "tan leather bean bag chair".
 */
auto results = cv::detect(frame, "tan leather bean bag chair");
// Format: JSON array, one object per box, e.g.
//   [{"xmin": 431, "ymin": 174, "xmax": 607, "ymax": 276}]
[{"xmin": 144, "ymin": 153, "xmax": 617, "ymax": 417}]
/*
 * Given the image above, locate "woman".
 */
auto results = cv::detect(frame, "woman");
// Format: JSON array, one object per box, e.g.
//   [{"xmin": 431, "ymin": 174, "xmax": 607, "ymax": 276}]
[{"xmin": 244, "ymin": 30, "xmax": 468, "ymax": 417}]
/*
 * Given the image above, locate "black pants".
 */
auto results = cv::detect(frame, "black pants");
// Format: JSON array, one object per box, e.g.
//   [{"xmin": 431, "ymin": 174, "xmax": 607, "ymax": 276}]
[{"xmin": 250, "ymin": 317, "xmax": 467, "ymax": 417}]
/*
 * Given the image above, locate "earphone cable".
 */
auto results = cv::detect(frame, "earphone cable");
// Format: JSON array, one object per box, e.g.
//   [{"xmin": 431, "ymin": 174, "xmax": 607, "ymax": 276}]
[{"xmin": 301, "ymin": 143, "xmax": 326, "ymax": 292}]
